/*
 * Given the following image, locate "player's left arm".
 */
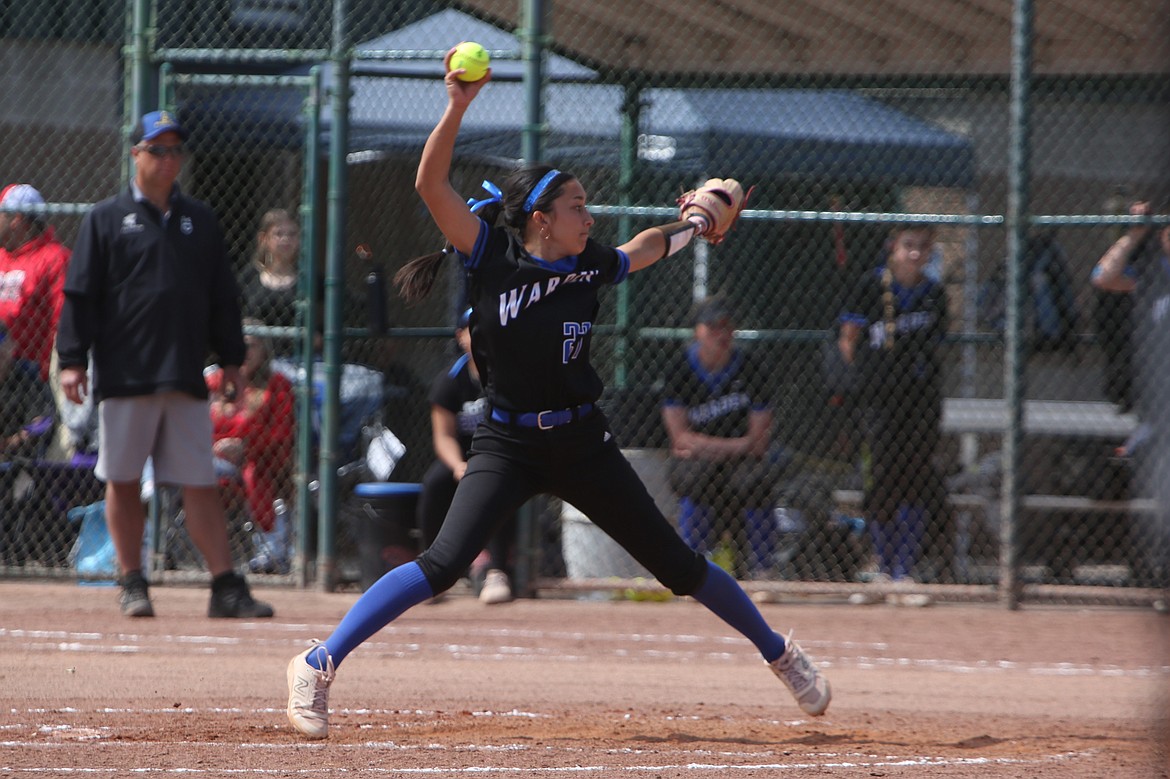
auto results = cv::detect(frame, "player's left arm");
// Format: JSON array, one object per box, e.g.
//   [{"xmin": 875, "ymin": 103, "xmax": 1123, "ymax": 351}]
[
  {"xmin": 619, "ymin": 219, "xmax": 707, "ymax": 273},
  {"xmin": 621, "ymin": 179, "xmax": 750, "ymax": 272},
  {"xmin": 744, "ymin": 408, "xmax": 773, "ymax": 459}
]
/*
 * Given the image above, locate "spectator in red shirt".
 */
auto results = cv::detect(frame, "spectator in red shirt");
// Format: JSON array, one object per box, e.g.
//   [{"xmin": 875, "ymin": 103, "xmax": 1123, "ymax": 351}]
[
  {"xmin": 205, "ymin": 322, "xmax": 295, "ymax": 537},
  {"xmin": 0, "ymin": 184, "xmax": 71, "ymax": 382}
]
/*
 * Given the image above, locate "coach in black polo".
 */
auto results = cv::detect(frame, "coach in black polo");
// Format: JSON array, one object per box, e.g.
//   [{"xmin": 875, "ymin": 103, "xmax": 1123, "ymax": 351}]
[{"xmin": 57, "ymin": 110, "xmax": 272, "ymax": 620}]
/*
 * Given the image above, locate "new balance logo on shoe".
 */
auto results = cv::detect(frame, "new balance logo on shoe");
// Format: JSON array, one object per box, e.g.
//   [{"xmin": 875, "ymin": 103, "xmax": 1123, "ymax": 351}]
[
  {"xmin": 769, "ymin": 632, "xmax": 831, "ymax": 716},
  {"xmin": 287, "ymin": 642, "xmax": 335, "ymax": 739}
]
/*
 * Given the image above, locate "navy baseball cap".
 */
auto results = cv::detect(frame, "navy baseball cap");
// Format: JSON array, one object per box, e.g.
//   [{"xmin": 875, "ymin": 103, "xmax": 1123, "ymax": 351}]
[{"xmin": 130, "ymin": 110, "xmax": 189, "ymax": 144}]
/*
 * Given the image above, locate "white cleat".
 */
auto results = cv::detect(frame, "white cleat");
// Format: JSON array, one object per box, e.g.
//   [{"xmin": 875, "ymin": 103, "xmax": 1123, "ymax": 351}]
[
  {"xmin": 479, "ymin": 569, "xmax": 513, "ymax": 605},
  {"xmin": 768, "ymin": 631, "xmax": 831, "ymax": 716},
  {"xmin": 286, "ymin": 641, "xmax": 335, "ymax": 739}
]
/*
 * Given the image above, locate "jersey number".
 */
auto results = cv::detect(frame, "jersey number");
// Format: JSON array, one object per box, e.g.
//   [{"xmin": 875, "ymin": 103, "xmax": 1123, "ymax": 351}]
[{"xmin": 562, "ymin": 321, "xmax": 591, "ymax": 364}]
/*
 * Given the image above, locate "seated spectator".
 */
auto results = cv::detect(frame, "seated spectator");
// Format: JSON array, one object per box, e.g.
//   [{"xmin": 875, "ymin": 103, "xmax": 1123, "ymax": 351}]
[
  {"xmin": 0, "ymin": 183, "xmax": 71, "ymax": 383},
  {"xmin": 205, "ymin": 321, "xmax": 295, "ymax": 571},
  {"xmin": 0, "ymin": 319, "xmax": 57, "ymax": 563},
  {"xmin": 417, "ymin": 308, "xmax": 515, "ymax": 604},
  {"xmin": 240, "ymin": 209, "xmax": 301, "ymax": 330},
  {"xmin": 661, "ymin": 295, "xmax": 778, "ymax": 579},
  {"xmin": 0, "ymin": 320, "xmax": 56, "ymax": 461}
]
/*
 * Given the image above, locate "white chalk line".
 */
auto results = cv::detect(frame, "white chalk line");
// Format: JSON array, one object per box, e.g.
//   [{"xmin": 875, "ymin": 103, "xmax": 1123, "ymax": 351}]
[
  {"xmin": 5, "ymin": 624, "xmax": 1166, "ymax": 679},
  {"xmin": 0, "ymin": 751, "xmax": 1093, "ymax": 775},
  {"xmin": 0, "ymin": 712, "xmax": 1101, "ymax": 774}
]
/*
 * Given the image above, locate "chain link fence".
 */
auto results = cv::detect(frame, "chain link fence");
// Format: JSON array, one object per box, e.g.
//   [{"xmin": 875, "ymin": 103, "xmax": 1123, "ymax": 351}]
[{"xmin": 0, "ymin": 0, "xmax": 1166, "ymax": 607}]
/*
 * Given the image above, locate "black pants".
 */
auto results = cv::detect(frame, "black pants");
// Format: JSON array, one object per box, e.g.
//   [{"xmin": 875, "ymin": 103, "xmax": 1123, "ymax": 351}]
[
  {"xmin": 415, "ymin": 411, "xmax": 707, "ymax": 595},
  {"xmin": 863, "ymin": 404, "xmax": 945, "ymax": 523},
  {"xmin": 417, "ymin": 458, "xmax": 517, "ymax": 575}
]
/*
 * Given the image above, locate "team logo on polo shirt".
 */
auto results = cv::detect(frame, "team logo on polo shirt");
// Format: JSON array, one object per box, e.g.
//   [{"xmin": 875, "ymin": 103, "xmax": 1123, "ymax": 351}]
[
  {"xmin": 121, "ymin": 213, "xmax": 144, "ymax": 233},
  {"xmin": 180, "ymin": 215, "xmax": 193, "ymax": 235}
]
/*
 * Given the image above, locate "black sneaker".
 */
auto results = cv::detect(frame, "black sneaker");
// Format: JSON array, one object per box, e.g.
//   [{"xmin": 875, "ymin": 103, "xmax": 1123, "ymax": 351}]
[
  {"xmin": 208, "ymin": 572, "xmax": 275, "ymax": 619},
  {"xmin": 119, "ymin": 571, "xmax": 155, "ymax": 618}
]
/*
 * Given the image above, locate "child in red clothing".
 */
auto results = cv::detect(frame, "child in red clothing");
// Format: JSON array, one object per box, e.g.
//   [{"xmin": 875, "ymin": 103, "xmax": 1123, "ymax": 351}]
[{"xmin": 205, "ymin": 325, "xmax": 294, "ymax": 534}]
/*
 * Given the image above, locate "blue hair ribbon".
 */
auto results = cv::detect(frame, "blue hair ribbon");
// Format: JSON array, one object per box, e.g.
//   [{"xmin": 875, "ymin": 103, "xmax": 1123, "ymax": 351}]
[
  {"xmin": 466, "ymin": 180, "xmax": 503, "ymax": 214},
  {"xmin": 523, "ymin": 169, "xmax": 561, "ymax": 213}
]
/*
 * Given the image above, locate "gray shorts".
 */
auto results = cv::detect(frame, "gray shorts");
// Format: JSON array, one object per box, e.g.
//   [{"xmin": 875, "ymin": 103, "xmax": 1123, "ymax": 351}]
[{"xmin": 96, "ymin": 393, "xmax": 216, "ymax": 486}]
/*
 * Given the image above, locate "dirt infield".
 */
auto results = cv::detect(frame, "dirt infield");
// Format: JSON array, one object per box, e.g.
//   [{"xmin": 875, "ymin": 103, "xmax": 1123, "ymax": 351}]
[{"xmin": 1, "ymin": 580, "xmax": 1167, "ymax": 777}]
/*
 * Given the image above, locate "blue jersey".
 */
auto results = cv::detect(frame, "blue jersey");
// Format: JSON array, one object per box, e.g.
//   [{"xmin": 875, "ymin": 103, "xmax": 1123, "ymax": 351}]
[{"xmin": 461, "ymin": 220, "xmax": 630, "ymax": 412}]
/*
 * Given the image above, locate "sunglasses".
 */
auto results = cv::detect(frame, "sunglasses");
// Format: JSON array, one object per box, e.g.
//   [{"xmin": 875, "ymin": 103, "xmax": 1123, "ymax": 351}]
[{"xmin": 138, "ymin": 144, "xmax": 187, "ymax": 159}]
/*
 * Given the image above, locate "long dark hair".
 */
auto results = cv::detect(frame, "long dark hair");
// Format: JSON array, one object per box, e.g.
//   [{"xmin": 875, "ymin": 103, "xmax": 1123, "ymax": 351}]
[{"xmin": 393, "ymin": 164, "xmax": 576, "ymax": 304}]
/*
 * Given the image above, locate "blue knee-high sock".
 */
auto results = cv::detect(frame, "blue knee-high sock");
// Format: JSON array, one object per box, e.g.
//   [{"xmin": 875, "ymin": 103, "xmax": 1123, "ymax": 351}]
[
  {"xmin": 869, "ymin": 519, "xmax": 895, "ymax": 577},
  {"xmin": 690, "ymin": 560, "xmax": 785, "ymax": 663},
  {"xmin": 678, "ymin": 497, "xmax": 712, "ymax": 555},
  {"xmin": 744, "ymin": 508, "xmax": 775, "ymax": 573},
  {"xmin": 892, "ymin": 504, "xmax": 926, "ymax": 581},
  {"xmin": 308, "ymin": 561, "xmax": 433, "ymax": 671}
]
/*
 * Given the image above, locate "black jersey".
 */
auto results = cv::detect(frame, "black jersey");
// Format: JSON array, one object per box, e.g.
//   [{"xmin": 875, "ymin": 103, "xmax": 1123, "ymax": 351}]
[
  {"xmin": 428, "ymin": 353, "xmax": 487, "ymax": 455},
  {"xmin": 662, "ymin": 344, "xmax": 770, "ymax": 439},
  {"xmin": 840, "ymin": 266, "xmax": 949, "ymax": 409},
  {"xmin": 461, "ymin": 221, "xmax": 630, "ymax": 411}
]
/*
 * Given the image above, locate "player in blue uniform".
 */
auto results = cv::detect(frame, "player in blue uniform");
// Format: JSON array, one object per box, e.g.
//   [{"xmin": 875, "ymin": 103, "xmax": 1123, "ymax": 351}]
[
  {"xmin": 285, "ymin": 51, "xmax": 830, "ymax": 739},
  {"xmin": 838, "ymin": 224, "xmax": 949, "ymax": 605},
  {"xmin": 662, "ymin": 295, "xmax": 779, "ymax": 578}
]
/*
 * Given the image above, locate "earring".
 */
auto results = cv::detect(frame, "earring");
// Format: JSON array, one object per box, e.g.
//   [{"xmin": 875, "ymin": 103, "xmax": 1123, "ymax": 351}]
[{"xmin": 540, "ymin": 226, "xmax": 550, "ymax": 240}]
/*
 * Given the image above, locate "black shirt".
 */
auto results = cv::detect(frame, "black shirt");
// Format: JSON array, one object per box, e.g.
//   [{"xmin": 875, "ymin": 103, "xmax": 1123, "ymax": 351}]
[
  {"xmin": 461, "ymin": 221, "xmax": 629, "ymax": 412},
  {"xmin": 239, "ymin": 264, "xmax": 299, "ymax": 330},
  {"xmin": 840, "ymin": 266, "xmax": 949, "ymax": 410},
  {"xmin": 662, "ymin": 344, "xmax": 770, "ymax": 439},
  {"xmin": 57, "ymin": 185, "xmax": 245, "ymax": 402},
  {"xmin": 429, "ymin": 353, "xmax": 487, "ymax": 455}
]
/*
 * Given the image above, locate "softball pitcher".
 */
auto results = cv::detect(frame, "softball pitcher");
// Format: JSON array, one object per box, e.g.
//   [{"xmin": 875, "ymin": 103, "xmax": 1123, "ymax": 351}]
[{"xmin": 285, "ymin": 48, "xmax": 830, "ymax": 739}]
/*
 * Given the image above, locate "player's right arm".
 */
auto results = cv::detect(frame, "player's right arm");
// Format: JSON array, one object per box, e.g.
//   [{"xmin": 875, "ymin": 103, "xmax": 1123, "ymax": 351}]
[
  {"xmin": 416, "ymin": 53, "xmax": 492, "ymax": 256},
  {"xmin": 1092, "ymin": 200, "xmax": 1147, "ymax": 294},
  {"xmin": 430, "ymin": 405, "xmax": 468, "ymax": 480}
]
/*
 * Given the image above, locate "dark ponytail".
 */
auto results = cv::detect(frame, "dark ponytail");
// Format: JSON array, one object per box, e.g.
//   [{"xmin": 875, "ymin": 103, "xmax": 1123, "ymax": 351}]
[
  {"xmin": 393, "ymin": 245, "xmax": 452, "ymax": 305},
  {"xmin": 395, "ymin": 167, "xmax": 574, "ymax": 304},
  {"xmin": 394, "ymin": 199, "xmax": 507, "ymax": 305}
]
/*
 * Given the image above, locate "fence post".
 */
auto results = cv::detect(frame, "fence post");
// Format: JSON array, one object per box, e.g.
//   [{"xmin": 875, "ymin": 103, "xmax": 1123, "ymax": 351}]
[
  {"xmin": 1000, "ymin": 0, "xmax": 1034, "ymax": 610},
  {"xmin": 317, "ymin": 0, "xmax": 351, "ymax": 591}
]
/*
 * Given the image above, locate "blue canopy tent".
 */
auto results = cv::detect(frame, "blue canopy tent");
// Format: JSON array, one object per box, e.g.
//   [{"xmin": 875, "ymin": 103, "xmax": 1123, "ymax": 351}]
[{"xmin": 184, "ymin": 9, "xmax": 975, "ymax": 189}]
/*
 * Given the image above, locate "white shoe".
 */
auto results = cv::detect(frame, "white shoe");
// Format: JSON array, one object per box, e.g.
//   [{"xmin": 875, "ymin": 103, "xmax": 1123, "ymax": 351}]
[
  {"xmin": 885, "ymin": 578, "xmax": 932, "ymax": 608},
  {"xmin": 849, "ymin": 572, "xmax": 891, "ymax": 606},
  {"xmin": 892, "ymin": 592, "xmax": 934, "ymax": 608},
  {"xmin": 286, "ymin": 641, "xmax": 335, "ymax": 739},
  {"xmin": 479, "ymin": 569, "xmax": 513, "ymax": 605},
  {"xmin": 768, "ymin": 631, "xmax": 831, "ymax": 716}
]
